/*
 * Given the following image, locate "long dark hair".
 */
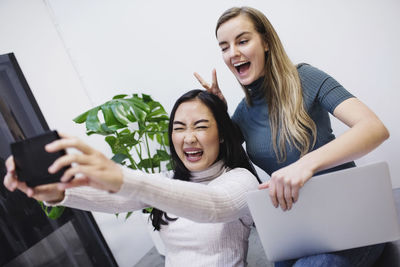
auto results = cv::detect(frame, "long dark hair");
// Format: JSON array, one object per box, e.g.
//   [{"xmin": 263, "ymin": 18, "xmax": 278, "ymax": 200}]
[{"xmin": 149, "ymin": 89, "xmax": 259, "ymax": 230}]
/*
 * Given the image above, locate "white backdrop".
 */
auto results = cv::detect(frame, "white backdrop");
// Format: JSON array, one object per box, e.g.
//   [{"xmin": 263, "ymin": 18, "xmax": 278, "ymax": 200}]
[
  {"xmin": 45, "ymin": 0, "xmax": 400, "ymax": 184},
  {"xmin": 1, "ymin": 0, "xmax": 399, "ymax": 266}
]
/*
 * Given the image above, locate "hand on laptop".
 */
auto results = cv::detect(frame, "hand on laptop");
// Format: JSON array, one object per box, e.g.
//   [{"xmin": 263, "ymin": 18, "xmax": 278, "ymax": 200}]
[{"xmin": 259, "ymin": 161, "xmax": 313, "ymax": 211}]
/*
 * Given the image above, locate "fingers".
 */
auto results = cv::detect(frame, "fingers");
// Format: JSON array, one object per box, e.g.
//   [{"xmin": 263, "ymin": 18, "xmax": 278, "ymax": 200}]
[
  {"xmin": 211, "ymin": 69, "xmax": 220, "ymax": 93},
  {"xmin": 5, "ymin": 155, "xmax": 15, "ymax": 172},
  {"xmin": 45, "ymin": 136, "xmax": 94, "ymax": 155},
  {"xmin": 258, "ymin": 180, "xmax": 269, "ymax": 189},
  {"xmin": 211, "ymin": 69, "xmax": 227, "ymax": 104},
  {"xmin": 17, "ymin": 182, "xmax": 33, "ymax": 197},
  {"xmin": 48, "ymin": 153, "xmax": 90, "ymax": 174},
  {"xmin": 57, "ymin": 132, "xmax": 73, "ymax": 139},
  {"xmin": 284, "ymin": 185, "xmax": 293, "ymax": 210},
  {"xmin": 58, "ymin": 177, "xmax": 89, "ymax": 190},
  {"xmin": 193, "ymin": 72, "xmax": 210, "ymax": 90},
  {"xmin": 4, "ymin": 170, "xmax": 16, "ymax": 191},
  {"xmin": 4, "ymin": 156, "xmax": 18, "ymax": 191},
  {"xmin": 267, "ymin": 175, "xmax": 303, "ymax": 211},
  {"xmin": 275, "ymin": 181, "xmax": 287, "ymax": 211},
  {"xmin": 268, "ymin": 181, "xmax": 278, "ymax": 208},
  {"xmin": 292, "ymin": 187, "xmax": 300, "ymax": 203},
  {"xmin": 3, "ymin": 168, "xmax": 35, "ymax": 197},
  {"xmin": 194, "ymin": 70, "xmax": 227, "ymax": 104},
  {"xmin": 24, "ymin": 183, "xmax": 65, "ymax": 202},
  {"xmin": 59, "ymin": 164, "xmax": 85, "ymax": 183}
]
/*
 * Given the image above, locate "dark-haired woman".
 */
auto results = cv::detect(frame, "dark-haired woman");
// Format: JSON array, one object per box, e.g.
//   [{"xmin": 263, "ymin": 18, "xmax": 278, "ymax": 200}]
[
  {"xmin": 194, "ymin": 6, "xmax": 388, "ymax": 267},
  {"xmin": 4, "ymin": 90, "xmax": 260, "ymax": 267}
]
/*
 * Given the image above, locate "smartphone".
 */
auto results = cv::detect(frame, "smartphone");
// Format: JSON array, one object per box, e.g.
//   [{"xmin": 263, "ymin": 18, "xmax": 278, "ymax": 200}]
[{"xmin": 10, "ymin": 130, "xmax": 70, "ymax": 187}]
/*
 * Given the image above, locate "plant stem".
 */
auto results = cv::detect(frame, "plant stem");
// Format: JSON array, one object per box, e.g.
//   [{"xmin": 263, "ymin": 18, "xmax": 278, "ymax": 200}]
[
  {"xmin": 125, "ymin": 147, "xmax": 138, "ymax": 169},
  {"xmin": 144, "ymin": 132, "xmax": 155, "ymax": 173},
  {"xmin": 134, "ymin": 146, "xmax": 145, "ymax": 172}
]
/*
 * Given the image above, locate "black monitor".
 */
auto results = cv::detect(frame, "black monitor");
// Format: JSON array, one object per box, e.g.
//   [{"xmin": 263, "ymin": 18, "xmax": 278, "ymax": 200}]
[{"xmin": 0, "ymin": 53, "xmax": 117, "ymax": 267}]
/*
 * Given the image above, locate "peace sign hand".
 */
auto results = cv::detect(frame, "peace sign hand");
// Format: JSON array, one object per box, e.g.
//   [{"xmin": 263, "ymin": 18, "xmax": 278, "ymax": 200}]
[{"xmin": 194, "ymin": 69, "xmax": 226, "ymax": 105}]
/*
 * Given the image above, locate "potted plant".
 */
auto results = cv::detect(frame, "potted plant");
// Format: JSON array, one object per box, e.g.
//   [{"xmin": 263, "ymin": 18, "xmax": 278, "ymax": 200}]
[{"xmin": 73, "ymin": 93, "xmax": 171, "ymax": 254}]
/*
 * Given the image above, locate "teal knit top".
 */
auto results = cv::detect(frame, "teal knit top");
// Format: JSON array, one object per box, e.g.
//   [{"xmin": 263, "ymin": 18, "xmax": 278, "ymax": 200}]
[{"xmin": 232, "ymin": 63, "xmax": 356, "ymax": 176}]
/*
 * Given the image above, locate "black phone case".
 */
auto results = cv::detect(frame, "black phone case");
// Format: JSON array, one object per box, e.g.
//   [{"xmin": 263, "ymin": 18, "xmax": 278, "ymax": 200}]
[{"xmin": 10, "ymin": 130, "xmax": 69, "ymax": 187}]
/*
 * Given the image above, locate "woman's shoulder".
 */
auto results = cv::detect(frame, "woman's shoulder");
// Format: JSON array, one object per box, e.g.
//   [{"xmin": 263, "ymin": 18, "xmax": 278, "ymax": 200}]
[
  {"xmin": 226, "ymin": 167, "xmax": 259, "ymax": 182},
  {"xmin": 296, "ymin": 63, "xmax": 339, "ymax": 96},
  {"xmin": 296, "ymin": 63, "xmax": 332, "ymax": 81},
  {"xmin": 210, "ymin": 167, "xmax": 259, "ymax": 189}
]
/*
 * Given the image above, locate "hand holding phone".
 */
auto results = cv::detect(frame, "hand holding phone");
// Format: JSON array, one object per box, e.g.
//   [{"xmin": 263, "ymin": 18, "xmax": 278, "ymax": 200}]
[{"xmin": 10, "ymin": 130, "xmax": 70, "ymax": 187}]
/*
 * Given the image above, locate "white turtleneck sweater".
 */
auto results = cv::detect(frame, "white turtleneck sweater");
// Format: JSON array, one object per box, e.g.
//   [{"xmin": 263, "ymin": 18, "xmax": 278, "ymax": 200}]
[{"xmin": 49, "ymin": 161, "xmax": 260, "ymax": 267}]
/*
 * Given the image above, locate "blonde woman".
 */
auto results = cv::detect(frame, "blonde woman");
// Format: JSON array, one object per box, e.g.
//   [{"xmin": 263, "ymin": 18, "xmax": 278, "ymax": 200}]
[{"xmin": 195, "ymin": 6, "xmax": 389, "ymax": 267}]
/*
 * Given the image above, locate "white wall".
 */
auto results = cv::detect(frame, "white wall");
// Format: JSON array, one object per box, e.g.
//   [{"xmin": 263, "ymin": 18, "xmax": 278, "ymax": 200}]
[
  {"xmin": 0, "ymin": 1, "xmax": 154, "ymax": 266},
  {"xmin": 1, "ymin": 0, "xmax": 400, "ymax": 265},
  {"xmin": 44, "ymin": 0, "xmax": 400, "ymax": 185}
]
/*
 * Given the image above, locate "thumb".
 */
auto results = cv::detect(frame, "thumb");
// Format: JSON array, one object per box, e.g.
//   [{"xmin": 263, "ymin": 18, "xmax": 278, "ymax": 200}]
[{"xmin": 258, "ymin": 181, "xmax": 270, "ymax": 190}]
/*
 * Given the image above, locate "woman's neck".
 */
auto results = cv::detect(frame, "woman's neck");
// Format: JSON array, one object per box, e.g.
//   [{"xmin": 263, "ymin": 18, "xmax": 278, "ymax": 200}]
[
  {"xmin": 190, "ymin": 160, "xmax": 226, "ymax": 183},
  {"xmin": 245, "ymin": 76, "xmax": 265, "ymax": 100}
]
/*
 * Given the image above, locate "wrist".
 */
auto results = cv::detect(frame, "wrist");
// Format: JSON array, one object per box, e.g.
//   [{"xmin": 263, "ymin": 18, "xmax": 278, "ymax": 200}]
[
  {"xmin": 109, "ymin": 164, "xmax": 124, "ymax": 193},
  {"xmin": 298, "ymin": 153, "xmax": 320, "ymax": 175},
  {"xmin": 46, "ymin": 190, "xmax": 65, "ymax": 205},
  {"xmin": 55, "ymin": 191, "xmax": 65, "ymax": 203}
]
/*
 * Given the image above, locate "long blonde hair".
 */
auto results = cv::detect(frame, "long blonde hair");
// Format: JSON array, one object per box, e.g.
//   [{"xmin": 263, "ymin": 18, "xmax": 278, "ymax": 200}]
[{"xmin": 216, "ymin": 7, "xmax": 316, "ymax": 162}]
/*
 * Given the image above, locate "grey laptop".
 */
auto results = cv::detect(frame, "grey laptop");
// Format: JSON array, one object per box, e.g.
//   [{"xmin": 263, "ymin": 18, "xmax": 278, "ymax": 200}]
[{"xmin": 246, "ymin": 161, "xmax": 400, "ymax": 261}]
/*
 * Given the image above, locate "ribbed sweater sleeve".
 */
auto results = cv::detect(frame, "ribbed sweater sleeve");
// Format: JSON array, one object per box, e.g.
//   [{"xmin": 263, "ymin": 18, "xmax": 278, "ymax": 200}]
[
  {"xmin": 49, "ymin": 167, "xmax": 259, "ymax": 223},
  {"xmin": 46, "ymin": 185, "xmax": 148, "ymax": 213},
  {"xmin": 116, "ymin": 167, "xmax": 259, "ymax": 223}
]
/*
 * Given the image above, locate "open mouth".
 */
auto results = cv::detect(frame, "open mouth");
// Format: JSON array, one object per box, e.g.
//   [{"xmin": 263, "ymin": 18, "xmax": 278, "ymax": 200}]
[
  {"xmin": 234, "ymin": 61, "xmax": 251, "ymax": 75},
  {"xmin": 184, "ymin": 149, "xmax": 203, "ymax": 162}
]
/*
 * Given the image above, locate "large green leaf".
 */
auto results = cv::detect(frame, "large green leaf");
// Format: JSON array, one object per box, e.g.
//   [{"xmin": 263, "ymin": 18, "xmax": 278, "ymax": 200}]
[
  {"xmin": 138, "ymin": 158, "xmax": 160, "ymax": 170},
  {"xmin": 101, "ymin": 103, "xmax": 126, "ymax": 130},
  {"xmin": 86, "ymin": 107, "xmax": 102, "ymax": 132},
  {"xmin": 157, "ymin": 131, "xmax": 169, "ymax": 146},
  {"xmin": 47, "ymin": 206, "xmax": 66, "ymax": 219},
  {"xmin": 125, "ymin": 97, "xmax": 151, "ymax": 113},
  {"xmin": 111, "ymin": 101, "xmax": 133, "ymax": 125},
  {"xmin": 156, "ymin": 149, "xmax": 170, "ymax": 161},
  {"xmin": 106, "ymin": 135, "xmax": 127, "ymax": 154},
  {"xmin": 99, "ymin": 123, "xmax": 115, "ymax": 135},
  {"xmin": 113, "ymin": 94, "xmax": 128, "ymax": 99},
  {"xmin": 147, "ymin": 115, "xmax": 169, "ymax": 123},
  {"xmin": 130, "ymin": 104, "xmax": 147, "ymax": 123},
  {"xmin": 112, "ymin": 153, "xmax": 129, "ymax": 164},
  {"xmin": 73, "ymin": 110, "xmax": 90, "ymax": 124},
  {"xmin": 166, "ymin": 161, "xmax": 173, "ymax": 171},
  {"xmin": 142, "ymin": 94, "xmax": 153, "ymax": 103},
  {"xmin": 147, "ymin": 108, "xmax": 168, "ymax": 120},
  {"xmin": 163, "ymin": 132, "xmax": 169, "ymax": 146},
  {"xmin": 39, "ymin": 201, "xmax": 65, "ymax": 220},
  {"xmin": 117, "ymin": 130, "xmax": 139, "ymax": 147}
]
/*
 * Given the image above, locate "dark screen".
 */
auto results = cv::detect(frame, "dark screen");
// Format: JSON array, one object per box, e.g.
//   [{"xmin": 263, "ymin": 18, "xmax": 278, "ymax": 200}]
[{"xmin": 0, "ymin": 53, "xmax": 117, "ymax": 267}]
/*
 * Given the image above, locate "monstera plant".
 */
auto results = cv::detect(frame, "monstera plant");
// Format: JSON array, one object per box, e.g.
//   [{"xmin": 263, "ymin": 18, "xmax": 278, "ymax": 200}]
[
  {"xmin": 73, "ymin": 93, "xmax": 172, "ymax": 218},
  {"xmin": 41, "ymin": 93, "xmax": 171, "ymax": 220}
]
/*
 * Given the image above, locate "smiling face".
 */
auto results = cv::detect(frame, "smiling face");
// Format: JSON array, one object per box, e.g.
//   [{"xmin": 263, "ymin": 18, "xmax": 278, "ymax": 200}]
[
  {"xmin": 171, "ymin": 99, "xmax": 220, "ymax": 172},
  {"xmin": 216, "ymin": 14, "xmax": 268, "ymax": 85}
]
